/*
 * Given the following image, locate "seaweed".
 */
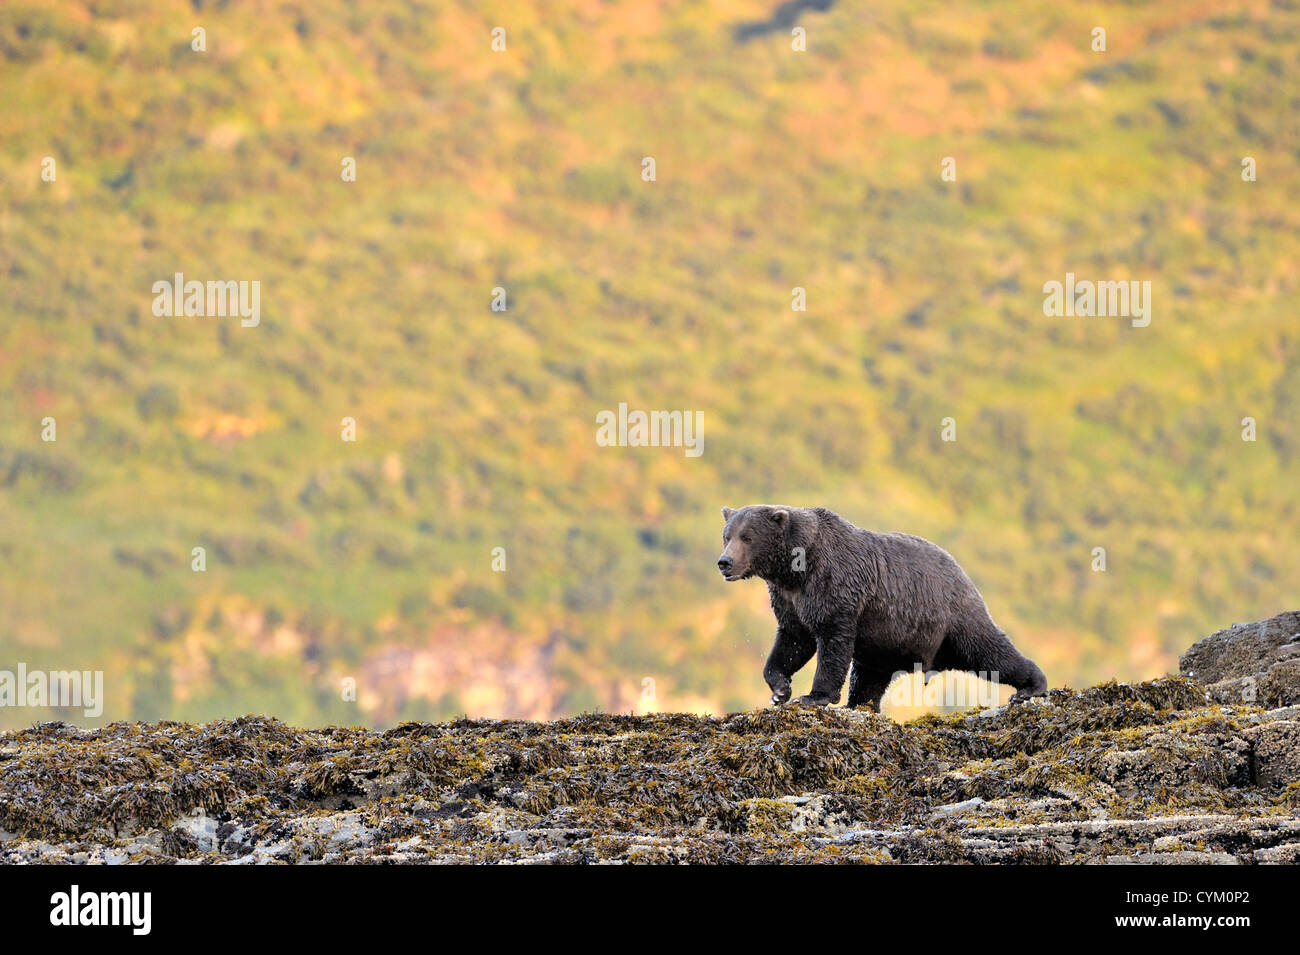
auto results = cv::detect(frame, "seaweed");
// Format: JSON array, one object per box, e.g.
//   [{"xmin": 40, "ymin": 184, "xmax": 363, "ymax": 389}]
[{"xmin": 1, "ymin": 677, "xmax": 1297, "ymax": 864}]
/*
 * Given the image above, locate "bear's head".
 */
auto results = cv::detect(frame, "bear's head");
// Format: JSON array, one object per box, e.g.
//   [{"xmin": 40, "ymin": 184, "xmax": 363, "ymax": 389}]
[{"xmin": 717, "ymin": 505, "xmax": 794, "ymax": 582}]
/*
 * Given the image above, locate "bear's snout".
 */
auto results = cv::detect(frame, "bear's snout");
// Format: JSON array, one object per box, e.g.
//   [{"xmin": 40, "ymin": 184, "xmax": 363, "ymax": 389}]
[{"xmin": 717, "ymin": 555, "xmax": 735, "ymax": 576}]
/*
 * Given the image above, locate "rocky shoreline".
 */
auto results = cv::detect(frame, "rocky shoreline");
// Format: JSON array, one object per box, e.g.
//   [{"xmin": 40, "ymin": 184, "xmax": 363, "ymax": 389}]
[{"xmin": 3, "ymin": 612, "xmax": 1298, "ymax": 864}]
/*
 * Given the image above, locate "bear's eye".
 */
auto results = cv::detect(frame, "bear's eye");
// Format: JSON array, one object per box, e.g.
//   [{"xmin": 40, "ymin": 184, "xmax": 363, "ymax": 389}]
[{"xmin": 740, "ymin": 535, "xmax": 752, "ymax": 544}]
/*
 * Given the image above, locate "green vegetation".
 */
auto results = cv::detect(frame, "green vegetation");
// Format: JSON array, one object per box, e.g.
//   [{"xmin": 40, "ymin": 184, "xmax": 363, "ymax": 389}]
[{"xmin": 0, "ymin": 1, "xmax": 1297, "ymax": 727}]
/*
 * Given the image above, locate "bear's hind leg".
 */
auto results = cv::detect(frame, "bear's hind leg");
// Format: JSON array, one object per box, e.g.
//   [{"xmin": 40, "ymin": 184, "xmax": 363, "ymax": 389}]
[
  {"xmin": 935, "ymin": 620, "xmax": 1047, "ymax": 705},
  {"xmin": 846, "ymin": 662, "xmax": 896, "ymax": 712},
  {"xmin": 1005, "ymin": 657, "xmax": 1049, "ymax": 704}
]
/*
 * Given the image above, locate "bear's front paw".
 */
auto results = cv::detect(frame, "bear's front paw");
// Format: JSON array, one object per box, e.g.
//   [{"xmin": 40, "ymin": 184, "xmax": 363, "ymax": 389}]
[
  {"xmin": 769, "ymin": 684, "xmax": 792, "ymax": 706},
  {"xmin": 790, "ymin": 694, "xmax": 832, "ymax": 707}
]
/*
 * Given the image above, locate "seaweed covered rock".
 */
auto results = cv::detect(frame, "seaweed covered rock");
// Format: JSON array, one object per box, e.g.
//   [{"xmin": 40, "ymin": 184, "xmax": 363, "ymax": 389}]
[
  {"xmin": 2, "ymin": 673, "xmax": 1300, "ymax": 864},
  {"xmin": 1243, "ymin": 720, "xmax": 1300, "ymax": 788},
  {"xmin": 1180, "ymin": 610, "xmax": 1300, "ymax": 707}
]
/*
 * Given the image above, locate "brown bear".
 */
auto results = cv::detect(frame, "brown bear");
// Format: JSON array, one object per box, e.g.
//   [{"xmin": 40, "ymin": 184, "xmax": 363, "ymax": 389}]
[{"xmin": 717, "ymin": 505, "xmax": 1047, "ymax": 710}]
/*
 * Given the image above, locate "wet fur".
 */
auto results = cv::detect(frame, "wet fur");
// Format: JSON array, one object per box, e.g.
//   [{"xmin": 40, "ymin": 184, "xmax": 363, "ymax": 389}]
[{"xmin": 718, "ymin": 505, "xmax": 1048, "ymax": 711}]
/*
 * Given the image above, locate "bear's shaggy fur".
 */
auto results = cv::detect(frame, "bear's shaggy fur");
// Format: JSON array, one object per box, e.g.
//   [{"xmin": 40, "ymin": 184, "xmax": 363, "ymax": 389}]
[{"xmin": 717, "ymin": 505, "xmax": 1047, "ymax": 710}]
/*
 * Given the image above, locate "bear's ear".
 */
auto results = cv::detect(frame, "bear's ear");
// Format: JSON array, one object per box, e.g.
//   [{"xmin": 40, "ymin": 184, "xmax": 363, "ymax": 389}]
[
  {"xmin": 721, "ymin": 506, "xmax": 734, "ymax": 521},
  {"xmin": 772, "ymin": 509, "xmax": 789, "ymax": 525}
]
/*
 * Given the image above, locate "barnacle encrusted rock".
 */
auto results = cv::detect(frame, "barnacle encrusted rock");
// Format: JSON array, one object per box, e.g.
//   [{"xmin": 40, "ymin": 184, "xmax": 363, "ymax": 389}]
[
  {"xmin": 2, "ymin": 665, "xmax": 1300, "ymax": 863},
  {"xmin": 1180, "ymin": 610, "xmax": 1300, "ymax": 707},
  {"xmin": 1243, "ymin": 720, "xmax": 1300, "ymax": 788}
]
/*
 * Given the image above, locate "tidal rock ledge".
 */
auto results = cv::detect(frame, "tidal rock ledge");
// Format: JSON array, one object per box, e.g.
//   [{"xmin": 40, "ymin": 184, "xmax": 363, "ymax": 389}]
[
  {"xmin": 3, "ymin": 611, "xmax": 1300, "ymax": 864},
  {"xmin": 1180, "ymin": 609, "xmax": 1300, "ymax": 708}
]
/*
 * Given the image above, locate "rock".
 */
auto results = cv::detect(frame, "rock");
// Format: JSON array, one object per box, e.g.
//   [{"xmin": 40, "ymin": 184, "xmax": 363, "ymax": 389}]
[
  {"xmin": 1243, "ymin": 721, "xmax": 1300, "ymax": 787},
  {"xmin": 1097, "ymin": 731, "xmax": 1251, "ymax": 794},
  {"xmin": 1101, "ymin": 851, "xmax": 1240, "ymax": 865},
  {"xmin": 1180, "ymin": 610, "xmax": 1300, "ymax": 706},
  {"xmin": 930, "ymin": 797, "xmax": 986, "ymax": 817},
  {"xmin": 739, "ymin": 794, "xmax": 851, "ymax": 836},
  {"xmin": 4, "ymin": 624, "xmax": 1300, "ymax": 864},
  {"xmin": 170, "ymin": 811, "xmax": 220, "ymax": 853},
  {"xmin": 1252, "ymin": 842, "xmax": 1300, "ymax": 864},
  {"xmin": 503, "ymin": 827, "xmax": 591, "ymax": 847}
]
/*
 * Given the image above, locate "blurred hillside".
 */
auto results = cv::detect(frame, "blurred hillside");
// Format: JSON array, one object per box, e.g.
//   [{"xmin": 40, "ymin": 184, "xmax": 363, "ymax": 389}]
[{"xmin": 0, "ymin": 0, "xmax": 1297, "ymax": 728}]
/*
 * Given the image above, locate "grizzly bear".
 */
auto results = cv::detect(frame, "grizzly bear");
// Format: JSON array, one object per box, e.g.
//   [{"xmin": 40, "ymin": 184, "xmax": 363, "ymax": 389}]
[{"xmin": 717, "ymin": 505, "xmax": 1047, "ymax": 710}]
